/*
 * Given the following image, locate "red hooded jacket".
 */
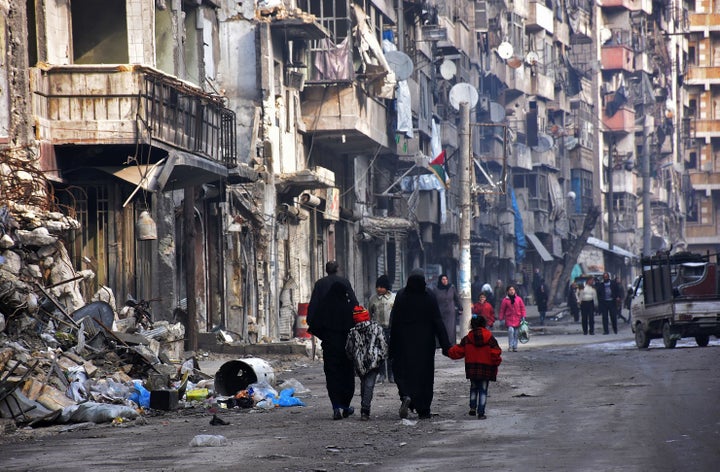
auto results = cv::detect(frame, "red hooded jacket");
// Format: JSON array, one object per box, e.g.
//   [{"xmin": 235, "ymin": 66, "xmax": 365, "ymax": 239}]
[{"xmin": 448, "ymin": 327, "xmax": 502, "ymax": 381}]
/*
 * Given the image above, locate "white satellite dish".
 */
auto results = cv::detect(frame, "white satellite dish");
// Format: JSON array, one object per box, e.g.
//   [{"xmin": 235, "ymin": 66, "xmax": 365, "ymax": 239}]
[
  {"xmin": 489, "ymin": 102, "xmax": 506, "ymax": 122},
  {"xmin": 449, "ymin": 83, "xmax": 479, "ymax": 111},
  {"xmin": 385, "ymin": 50, "xmax": 414, "ymax": 81},
  {"xmin": 532, "ymin": 133, "xmax": 554, "ymax": 153},
  {"xmin": 599, "ymin": 28, "xmax": 612, "ymax": 44},
  {"xmin": 498, "ymin": 41, "xmax": 514, "ymax": 60},
  {"xmin": 525, "ymin": 51, "xmax": 539, "ymax": 66},
  {"xmin": 439, "ymin": 59, "xmax": 457, "ymax": 80}
]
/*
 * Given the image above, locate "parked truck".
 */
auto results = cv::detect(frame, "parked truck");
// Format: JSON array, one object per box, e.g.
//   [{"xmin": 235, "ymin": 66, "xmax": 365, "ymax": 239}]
[{"xmin": 630, "ymin": 251, "xmax": 720, "ymax": 349}]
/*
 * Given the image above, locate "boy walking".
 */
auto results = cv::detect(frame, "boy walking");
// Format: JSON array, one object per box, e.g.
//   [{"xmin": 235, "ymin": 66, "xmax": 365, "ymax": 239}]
[
  {"xmin": 448, "ymin": 314, "xmax": 502, "ymax": 419},
  {"xmin": 345, "ymin": 305, "xmax": 388, "ymax": 420}
]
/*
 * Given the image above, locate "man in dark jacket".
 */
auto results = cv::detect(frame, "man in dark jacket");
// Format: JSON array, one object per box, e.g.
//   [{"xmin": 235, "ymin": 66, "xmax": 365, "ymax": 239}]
[
  {"xmin": 307, "ymin": 261, "xmax": 359, "ymax": 420},
  {"xmin": 598, "ymin": 272, "xmax": 623, "ymax": 334},
  {"xmin": 390, "ymin": 268, "xmax": 452, "ymax": 420}
]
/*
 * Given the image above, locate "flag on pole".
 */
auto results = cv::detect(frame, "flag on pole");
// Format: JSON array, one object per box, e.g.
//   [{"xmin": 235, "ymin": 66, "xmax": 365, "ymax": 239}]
[{"xmin": 429, "ymin": 150, "xmax": 449, "ymax": 188}]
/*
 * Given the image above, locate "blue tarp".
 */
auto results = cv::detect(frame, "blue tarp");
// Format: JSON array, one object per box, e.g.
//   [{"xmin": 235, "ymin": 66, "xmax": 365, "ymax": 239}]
[{"xmin": 511, "ymin": 187, "xmax": 526, "ymax": 263}]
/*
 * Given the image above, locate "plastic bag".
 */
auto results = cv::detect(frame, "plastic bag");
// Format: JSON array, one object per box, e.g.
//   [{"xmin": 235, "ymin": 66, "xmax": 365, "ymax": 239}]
[
  {"xmin": 247, "ymin": 381, "xmax": 278, "ymax": 403},
  {"xmin": 59, "ymin": 402, "xmax": 139, "ymax": 424},
  {"xmin": 128, "ymin": 380, "xmax": 151, "ymax": 408},
  {"xmin": 272, "ymin": 388, "xmax": 306, "ymax": 407},
  {"xmin": 278, "ymin": 378, "xmax": 310, "ymax": 396},
  {"xmin": 519, "ymin": 319, "xmax": 530, "ymax": 344},
  {"xmin": 189, "ymin": 434, "xmax": 228, "ymax": 447}
]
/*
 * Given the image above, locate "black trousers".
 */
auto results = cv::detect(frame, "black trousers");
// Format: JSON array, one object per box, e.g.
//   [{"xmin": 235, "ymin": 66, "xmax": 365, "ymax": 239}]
[
  {"xmin": 580, "ymin": 300, "xmax": 595, "ymax": 335},
  {"xmin": 599, "ymin": 300, "xmax": 618, "ymax": 334}
]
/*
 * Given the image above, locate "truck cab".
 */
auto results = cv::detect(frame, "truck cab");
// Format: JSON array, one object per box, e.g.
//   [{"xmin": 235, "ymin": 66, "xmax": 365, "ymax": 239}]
[{"xmin": 630, "ymin": 252, "xmax": 720, "ymax": 349}]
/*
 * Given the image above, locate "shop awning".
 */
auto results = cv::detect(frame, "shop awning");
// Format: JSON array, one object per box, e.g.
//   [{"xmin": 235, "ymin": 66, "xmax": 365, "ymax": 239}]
[
  {"xmin": 525, "ymin": 233, "xmax": 554, "ymax": 262},
  {"xmin": 586, "ymin": 237, "xmax": 638, "ymax": 259}
]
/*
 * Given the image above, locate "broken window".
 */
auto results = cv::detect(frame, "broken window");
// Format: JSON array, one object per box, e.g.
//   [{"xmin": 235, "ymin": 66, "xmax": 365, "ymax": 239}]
[
  {"xmin": 71, "ymin": 0, "xmax": 129, "ymax": 64},
  {"xmin": 513, "ymin": 171, "xmax": 549, "ymax": 211}
]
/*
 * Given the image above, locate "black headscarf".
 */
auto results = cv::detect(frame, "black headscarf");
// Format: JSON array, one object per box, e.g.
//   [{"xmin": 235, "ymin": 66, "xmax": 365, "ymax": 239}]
[{"xmin": 437, "ymin": 273, "xmax": 449, "ymax": 290}]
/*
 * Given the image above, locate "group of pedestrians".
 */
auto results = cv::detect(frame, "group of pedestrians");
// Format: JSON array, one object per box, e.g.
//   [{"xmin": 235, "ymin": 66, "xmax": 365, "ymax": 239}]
[
  {"xmin": 307, "ymin": 263, "xmax": 505, "ymax": 422},
  {"xmin": 571, "ymin": 272, "xmax": 633, "ymax": 335}
]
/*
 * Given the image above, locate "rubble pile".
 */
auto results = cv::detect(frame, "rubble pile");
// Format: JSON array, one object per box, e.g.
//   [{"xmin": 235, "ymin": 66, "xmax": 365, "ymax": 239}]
[{"xmin": 0, "ymin": 205, "xmax": 189, "ymax": 429}]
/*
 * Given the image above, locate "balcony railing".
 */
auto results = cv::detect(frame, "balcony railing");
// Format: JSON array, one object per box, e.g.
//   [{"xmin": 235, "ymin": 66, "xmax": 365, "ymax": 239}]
[
  {"xmin": 601, "ymin": 44, "xmax": 634, "ymax": 72},
  {"xmin": 30, "ymin": 65, "xmax": 236, "ymax": 166},
  {"xmin": 686, "ymin": 66, "xmax": 720, "ymax": 85},
  {"xmin": 602, "ymin": 106, "xmax": 635, "ymax": 134},
  {"xmin": 689, "ymin": 13, "xmax": 720, "ymax": 31}
]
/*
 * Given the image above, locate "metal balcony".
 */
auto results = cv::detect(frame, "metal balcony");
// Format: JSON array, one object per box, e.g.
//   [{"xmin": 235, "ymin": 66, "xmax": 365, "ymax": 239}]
[{"xmin": 30, "ymin": 64, "xmax": 236, "ymax": 167}]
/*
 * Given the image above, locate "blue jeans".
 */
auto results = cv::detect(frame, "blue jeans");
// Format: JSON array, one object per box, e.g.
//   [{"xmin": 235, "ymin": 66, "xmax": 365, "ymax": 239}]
[
  {"xmin": 507, "ymin": 325, "xmax": 519, "ymax": 350},
  {"xmin": 360, "ymin": 368, "xmax": 379, "ymax": 413},
  {"xmin": 470, "ymin": 379, "xmax": 489, "ymax": 415}
]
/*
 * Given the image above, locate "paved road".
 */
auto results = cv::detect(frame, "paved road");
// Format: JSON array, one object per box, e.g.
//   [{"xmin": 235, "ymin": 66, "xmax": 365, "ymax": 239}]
[{"xmin": 1, "ymin": 315, "xmax": 718, "ymax": 472}]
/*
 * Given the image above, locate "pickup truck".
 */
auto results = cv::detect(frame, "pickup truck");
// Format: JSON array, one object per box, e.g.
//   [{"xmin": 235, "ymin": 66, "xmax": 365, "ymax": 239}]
[{"xmin": 630, "ymin": 251, "xmax": 720, "ymax": 349}]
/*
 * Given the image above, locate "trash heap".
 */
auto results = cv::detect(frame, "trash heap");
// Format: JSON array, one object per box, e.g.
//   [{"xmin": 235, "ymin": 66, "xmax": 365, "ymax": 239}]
[{"xmin": 0, "ymin": 205, "xmax": 190, "ymax": 429}]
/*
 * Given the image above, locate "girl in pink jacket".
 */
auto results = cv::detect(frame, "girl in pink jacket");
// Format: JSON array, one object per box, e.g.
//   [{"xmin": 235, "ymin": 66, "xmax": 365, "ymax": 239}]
[{"xmin": 498, "ymin": 285, "xmax": 526, "ymax": 352}]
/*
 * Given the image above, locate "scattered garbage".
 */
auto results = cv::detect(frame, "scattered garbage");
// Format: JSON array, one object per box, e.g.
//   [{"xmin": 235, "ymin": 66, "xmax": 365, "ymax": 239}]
[
  {"xmin": 214, "ymin": 358, "xmax": 275, "ymax": 396},
  {"xmin": 189, "ymin": 434, "xmax": 228, "ymax": 447}
]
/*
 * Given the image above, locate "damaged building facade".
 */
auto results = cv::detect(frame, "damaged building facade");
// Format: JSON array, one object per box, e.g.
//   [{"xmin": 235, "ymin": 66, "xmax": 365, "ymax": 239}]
[{"xmin": 0, "ymin": 0, "xmax": 705, "ymax": 346}]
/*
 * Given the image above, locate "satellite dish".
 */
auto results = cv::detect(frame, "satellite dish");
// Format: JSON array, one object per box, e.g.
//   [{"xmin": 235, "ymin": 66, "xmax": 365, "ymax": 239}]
[
  {"xmin": 525, "ymin": 51, "xmax": 539, "ymax": 66},
  {"xmin": 449, "ymin": 83, "xmax": 479, "ymax": 111},
  {"xmin": 564, "ymin": 136, "xmax": 579, "ymax": 150},
  {"xmin": 489, "ymin": 102, "xmax": 506, "ymax": 123},
  {"xmin": 532, "ymin": 133, "xmax": 554, "ymax": 153},
  {"xmin": 385, "ymin": 50, "xmax": 414, "ymax": 81},
  {"xmin": 498, "ymin": 41, "xmax": 514, "ymax": 60},
  {"xmin": 600, "ymin": 28, "xmax": 612, "ymax": 44},
  {"xmin": 439, "ymin": 59, "xmax": 457, "ymax": 80}
]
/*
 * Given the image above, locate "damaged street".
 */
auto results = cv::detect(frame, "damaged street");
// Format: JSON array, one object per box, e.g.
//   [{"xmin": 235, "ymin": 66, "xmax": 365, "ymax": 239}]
[{"xmin": 1, "ymin": 316, "xmax": 718, "ymax": 471}]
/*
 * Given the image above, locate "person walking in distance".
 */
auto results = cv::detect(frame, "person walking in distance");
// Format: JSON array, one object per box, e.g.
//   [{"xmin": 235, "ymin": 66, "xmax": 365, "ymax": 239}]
[
  {"xmin": 623, "ymin": 285, "xmax": 634, "ymax": 324},
  {"xmin": 615, "ymin": 276, "xmax": 629, "ymax": 323},
  {"xmin": 598, "ymin": 272, "xmax": 623, "ymax": 334},
  {"xmin": 367, "ymin": 275, "xmax": 395, "ymax": 383},
  {"xmin": 306, "ymin": 261, "xmax": 359, "ymax": 420},
  {"xmin": 579, "ymin": 279, "xmax": 598, "ymax": 335},
  {"xmin": 493, "ymin": 279, "xmax": 505, "ymax": 317},
  {"xmin": 535, "ymin": 281, "xmax": 549, "ymax": 326},
  {"xmin": 567, "ymin": 282, "xmax": 580, "ymax": 323},
  {"xmin": 498, "ymin": 285, "xmax": 526, "ymax": 352},
  {"xmin": 390, "ymin": 268, "xmax": 452, "ymax": 420},
  {"xmin": 448, "ymin": 314, "xmax": 502, "ymax": 419},
  {"xmin": 345, "ymin": 305, "xmax": 388, "ymax": 421},
  {"xmin": 433, "ymin": 274, "xmax": 463, "ymax": 344}
]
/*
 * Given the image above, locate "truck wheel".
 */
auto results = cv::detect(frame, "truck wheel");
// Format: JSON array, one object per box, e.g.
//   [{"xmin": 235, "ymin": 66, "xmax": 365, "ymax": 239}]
[
  {"xmin": 695, "ymin": 334, "xmax": 710, "ymax": 347},
  {"xmin": 635, "ymin": 325, "xmax": 650, "ymax": 349},
  {"xmin": 662, "ymin": 322, "xmax": 677, "ymax": 349}
]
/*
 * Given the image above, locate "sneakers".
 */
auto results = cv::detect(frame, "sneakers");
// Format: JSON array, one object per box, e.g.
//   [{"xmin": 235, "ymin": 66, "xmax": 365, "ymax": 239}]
[
  {"xmin": 332, "ymin": 408, "xmax": 342, "ymax": 420},
  {"xmin": 399, "ymin": 397, "xmax": 411, "ymax": 419},
  {"xmin": 468, "ymin": 409, "xmax": 476, "ymax": 416},
  {"xmin": 360, "ymin": 409, "xmax": 370, "ymax": 421},
  {"xmin": 342, "ymin": 406, "xmax": 354, "ymax": 418},
  {"xmin": 477, "ymin": 414, "xmax": 487, "ymax": 420}
]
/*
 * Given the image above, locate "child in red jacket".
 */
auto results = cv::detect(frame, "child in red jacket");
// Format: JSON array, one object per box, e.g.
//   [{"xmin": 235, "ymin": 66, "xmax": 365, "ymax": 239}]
[
  {"xmin": 471, "ymin": 292, "xmax": 495, "ymax": 328},
  {"xmin": 448, "ymin": 314, "xmax": 502, "ymax": 419}
]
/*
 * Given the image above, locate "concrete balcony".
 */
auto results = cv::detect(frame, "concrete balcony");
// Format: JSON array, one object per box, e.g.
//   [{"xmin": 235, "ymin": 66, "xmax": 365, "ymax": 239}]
[
  {"xmin": 598, "ymin": 0, "xmax": 643, "ymax": 11},
  {"xmin": 300, "ymin": 82, "xmax": 389, "ymax": 150},
  {"xmin": 29, "ymin": 64, "xmax": 237, "ymax": 166},
  {"xmin": 611, "ymin": 168, "xmax": 637, "ymax": 194},
  {"xmin": 440, "ymin": 120, "xmax": 458, "ymax": 150},
  {"xmin": 693, "ymin": 119, "xmax": 720, "ymax": 139},
  {"xmin": 496, "ymin": 61, "xmax": 531, "ymax": 97},
  {"xmin": 686, "ymin": 66, "xmax": 720, "ymax": 85},
  {"xmin": 601, "ymin": 44, "xmax": 634, "ymax": 72},
  {"xmin": 436, "ymin": 16, "xmax": 474, "ymax": 55},
  {"xmin": 689, "ymin": 170, "xmax": 720, "ymax": 190},
  {"xmin": 602, "ymin": 106, "xmax": 635, "ymax": 134},
  {"xmin": 689, "ymin": 13, "xmax": 720, "ymax": 32},
  {"xmin": 527, "ymin": 1, "xmax": 554, "ymax": 34},
  {"xmin": 532, "ymin": 71, "xmax": 555, "ymax": 100}
]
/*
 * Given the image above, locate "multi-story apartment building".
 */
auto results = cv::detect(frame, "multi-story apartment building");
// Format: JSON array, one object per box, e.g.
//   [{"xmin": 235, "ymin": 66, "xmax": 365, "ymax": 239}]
[
  {"xmin": 1, "ymin": 0, "xmax": 695, "ymax": 346},
  {"xmin": 685, "ymin": 0, "xmax": 720, "ymax": 256}
]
